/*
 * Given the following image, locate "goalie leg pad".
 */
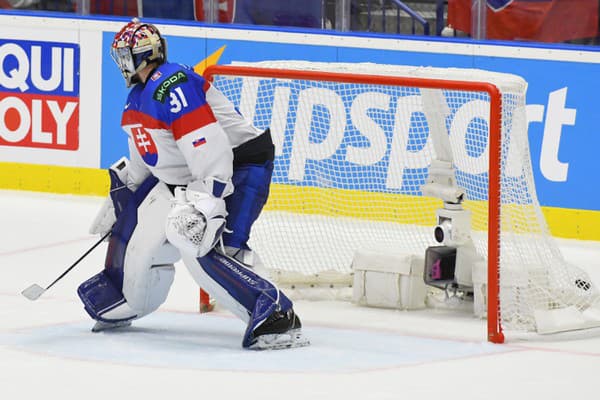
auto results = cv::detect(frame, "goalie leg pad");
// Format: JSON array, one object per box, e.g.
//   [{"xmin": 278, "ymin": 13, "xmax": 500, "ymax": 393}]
[
  {"xmin": 112, "ymin": 177, "xmax": 178, "ymax": 317},
  {"xmin": 223, "ymin": 160, "xmax": 273, "ymax": 249},
  {"xmin": 77, "ymin": 271, "xmax": 136, "ymax": 323},
  {"xmin": 79, "ymin": 175, "xmax": 179, "ymax": 322},
  {"xmin": 197, "ymin": 249, "xmax": 291, "ymax": 315},
  {"xmin": 78, "ymin": 263, "xmax": 176, "ymax": 323},
  {"xmin": 104, "ymin": 174, "xmax": 161, "ymax": 290},
  {"xmin": 182, "ymin": 249, "xmax": 295, "ymax": 347}
]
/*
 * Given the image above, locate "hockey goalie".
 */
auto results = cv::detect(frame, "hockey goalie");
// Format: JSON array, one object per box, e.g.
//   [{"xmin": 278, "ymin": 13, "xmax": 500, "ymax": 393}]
[{"xmin": 76, "ymin": 19, "xmax": 309, "ymax": 350}]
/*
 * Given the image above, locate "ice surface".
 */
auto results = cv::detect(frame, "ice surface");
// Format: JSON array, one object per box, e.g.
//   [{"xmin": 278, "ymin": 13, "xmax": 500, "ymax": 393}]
[{"xmin": 1, "ymin": 190, "xmax": 600, "ymax": 400}]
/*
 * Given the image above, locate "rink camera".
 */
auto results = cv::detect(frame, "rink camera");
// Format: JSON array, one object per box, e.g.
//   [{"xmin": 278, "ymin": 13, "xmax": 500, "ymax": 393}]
[{"xmin": 421, "ymin": 161, "xmax": 483, "ymax": 297}]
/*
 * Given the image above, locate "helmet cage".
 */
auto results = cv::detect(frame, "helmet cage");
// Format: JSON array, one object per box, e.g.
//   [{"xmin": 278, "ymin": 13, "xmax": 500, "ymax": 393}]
[
  {"xmin": 111, "ymin": 21, "xmax": 167, "ymax": 87},
  {"xmin": 110, "ymin": 46, "xmax": 136, "ymax": 84}
]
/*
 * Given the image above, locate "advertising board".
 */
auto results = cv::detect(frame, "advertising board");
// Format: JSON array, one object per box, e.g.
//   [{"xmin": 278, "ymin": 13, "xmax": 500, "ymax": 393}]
[{"xmin": 1, "ymin": 13, "xmax": 599, "ymax": 237}]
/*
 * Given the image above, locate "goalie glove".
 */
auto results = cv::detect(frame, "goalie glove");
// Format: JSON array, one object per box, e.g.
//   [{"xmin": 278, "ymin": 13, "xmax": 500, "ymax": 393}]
[{"xmin": 165, "ymin": 186, "xmax": 228, "ymax": 257}]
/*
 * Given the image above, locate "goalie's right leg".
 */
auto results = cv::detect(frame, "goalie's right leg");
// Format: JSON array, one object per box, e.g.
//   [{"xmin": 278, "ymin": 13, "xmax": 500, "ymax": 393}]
[{"xmin": 181, "ymin": 249, "xmax": 309, "ymax": 349}]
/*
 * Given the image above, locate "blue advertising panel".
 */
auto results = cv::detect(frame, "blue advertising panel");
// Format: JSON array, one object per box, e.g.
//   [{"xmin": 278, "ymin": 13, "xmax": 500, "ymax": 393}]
[
  {"xmin": 474, "ymin": 54, "xmax": 599, "ymax": 211},
  {"xmin": 338, "ymin": 45, "xmax": 600, "ymax": 211},
  {"xmin": 100, "ymin": 28, "xmax": 600, "ymax": 212}
]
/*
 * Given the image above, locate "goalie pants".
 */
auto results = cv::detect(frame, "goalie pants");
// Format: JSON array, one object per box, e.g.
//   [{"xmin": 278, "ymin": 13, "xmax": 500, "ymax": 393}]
[{"xmin": 77, "ymin": 161, "xmax": 293, "ymax": 343}]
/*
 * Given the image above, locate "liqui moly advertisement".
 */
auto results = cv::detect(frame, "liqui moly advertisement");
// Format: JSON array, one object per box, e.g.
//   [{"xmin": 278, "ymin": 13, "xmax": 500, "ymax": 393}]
[{"xmin": 0, "ymin": 39, "xmax": 80, "ymax": 151}]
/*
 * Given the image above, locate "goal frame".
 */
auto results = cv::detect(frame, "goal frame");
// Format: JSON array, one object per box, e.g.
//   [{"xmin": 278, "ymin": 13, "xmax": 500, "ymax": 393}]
[{"xmin": 202, "ymin": 64, "xmax": 505, "ymax": 344}]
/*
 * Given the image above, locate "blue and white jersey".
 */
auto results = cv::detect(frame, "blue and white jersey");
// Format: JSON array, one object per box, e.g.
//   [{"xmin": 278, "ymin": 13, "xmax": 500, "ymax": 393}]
[{"xmin": 120, "ymin": 62, "xmax": 262, "ymax": 190}]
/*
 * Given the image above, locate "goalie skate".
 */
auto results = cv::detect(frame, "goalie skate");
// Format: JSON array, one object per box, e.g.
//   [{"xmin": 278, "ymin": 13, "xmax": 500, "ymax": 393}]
[
  {"xmin": 247, "ymin": 309, "xmax": 310, "ymax": 350},
  {"xmin": 91, "ymin": 320, "xmax": 132, "ymax": 332},
  {"xmin": 249, "ymin": 328, "xmax": 309, "ymax": 350}
]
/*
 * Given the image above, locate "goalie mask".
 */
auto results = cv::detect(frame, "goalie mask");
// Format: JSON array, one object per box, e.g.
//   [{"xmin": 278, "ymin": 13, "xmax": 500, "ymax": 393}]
[{"xmin": 111, "ymin": 19, "xmax": 167, "ymax": 87}]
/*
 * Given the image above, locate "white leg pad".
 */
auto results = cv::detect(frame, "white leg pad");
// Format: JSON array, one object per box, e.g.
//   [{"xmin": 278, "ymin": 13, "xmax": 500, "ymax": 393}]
[{"xmin": 121, "ymin": 182, "xmax": 180, "ymax": 318}]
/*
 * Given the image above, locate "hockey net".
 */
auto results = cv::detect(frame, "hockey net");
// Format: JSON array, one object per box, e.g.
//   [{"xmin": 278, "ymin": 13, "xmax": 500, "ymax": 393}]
[{"xmin": 204, "ymin": 61, "xmax": 600, "ymax": 342}]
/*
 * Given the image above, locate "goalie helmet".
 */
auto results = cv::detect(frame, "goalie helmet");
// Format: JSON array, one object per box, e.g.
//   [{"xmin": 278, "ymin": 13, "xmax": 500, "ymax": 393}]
[{"xmin": 111, "ymin": 18, "xmax": 167, "ymax": 87}]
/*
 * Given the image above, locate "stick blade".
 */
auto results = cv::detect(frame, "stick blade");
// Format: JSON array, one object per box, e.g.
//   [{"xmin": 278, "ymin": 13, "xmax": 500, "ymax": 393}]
[{"xmin": 22, "ymin": 284, "xmax": 46, "ymax": 301}]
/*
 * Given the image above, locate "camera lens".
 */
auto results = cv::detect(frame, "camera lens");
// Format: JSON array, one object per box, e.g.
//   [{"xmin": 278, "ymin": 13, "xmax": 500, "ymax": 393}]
[
  {"xmin": 434, "ymin": 225, "xmax": 444, "ymax": 243},
  {"xmin": 434, "ymin": 220, "xmax": 452, "ymax": 244}
]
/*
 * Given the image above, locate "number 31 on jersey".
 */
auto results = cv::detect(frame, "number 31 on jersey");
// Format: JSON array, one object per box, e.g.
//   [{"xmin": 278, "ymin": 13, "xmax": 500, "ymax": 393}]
[{"xmin": 169, "ymin": 87, "xmax": 188, "ymax": 113}]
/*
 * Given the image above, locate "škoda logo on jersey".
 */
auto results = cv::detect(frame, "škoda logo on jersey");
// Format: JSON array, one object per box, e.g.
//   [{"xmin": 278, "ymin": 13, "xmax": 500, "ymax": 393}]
[
  {"xmin": 153, "ymin": 71, "xmax": 187, "ymax": 103},
  {"xmin": 0, "ymin": 39, "xmax": 80, "ymax": 150}
]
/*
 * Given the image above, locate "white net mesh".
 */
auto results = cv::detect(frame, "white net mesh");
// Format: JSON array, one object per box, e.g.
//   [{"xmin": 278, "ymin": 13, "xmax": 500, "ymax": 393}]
[{"xmin": 209, "ymin": 61, "xmax": 600, "ymax": 336}]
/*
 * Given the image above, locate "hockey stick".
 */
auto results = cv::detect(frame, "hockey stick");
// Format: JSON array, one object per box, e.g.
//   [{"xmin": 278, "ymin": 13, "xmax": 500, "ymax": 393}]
[{"xmin": 21, "ymin": 231, "xmax": 111, "ymax": 301}]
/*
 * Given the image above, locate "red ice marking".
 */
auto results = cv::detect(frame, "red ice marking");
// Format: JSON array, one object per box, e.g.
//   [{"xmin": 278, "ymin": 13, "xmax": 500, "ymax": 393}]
[{"xmin": 0, "ymin": 236, "xmax": 96, "ymax": 257}]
